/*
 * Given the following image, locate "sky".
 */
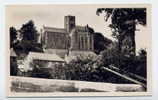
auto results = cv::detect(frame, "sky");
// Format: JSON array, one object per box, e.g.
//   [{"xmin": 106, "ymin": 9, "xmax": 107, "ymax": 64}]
[{"xmin": 6, "ymin": 5, "xmax": 150, "ymax": 53}]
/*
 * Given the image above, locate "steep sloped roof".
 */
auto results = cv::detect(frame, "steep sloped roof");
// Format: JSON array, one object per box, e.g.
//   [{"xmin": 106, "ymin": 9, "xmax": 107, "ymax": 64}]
[
  {"xmin": 27, "ymin": 52, "xmax": 65, "ymax": 62},
  {"xmin": 75, "ymin": 25, "xmax": 87, "ymax": 31},
  {"xmin": 43, "ymin": 26, "xmax": 67, "ymax": 33},
  {"xmin": 75, "ymin": 25, "xmax": 94, "ymax": 33}
]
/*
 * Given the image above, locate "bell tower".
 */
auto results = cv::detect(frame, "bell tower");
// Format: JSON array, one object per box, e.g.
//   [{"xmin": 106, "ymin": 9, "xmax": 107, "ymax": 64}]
[{"xmin": 64, "ymin": 15, "xmax": 75, "ymax": 33}]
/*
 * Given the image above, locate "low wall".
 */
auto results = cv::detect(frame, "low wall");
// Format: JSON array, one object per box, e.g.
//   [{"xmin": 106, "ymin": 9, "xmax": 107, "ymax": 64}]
[{"xmin": 10, "ymin": 76, "xmax": 145, "ymax": 92}]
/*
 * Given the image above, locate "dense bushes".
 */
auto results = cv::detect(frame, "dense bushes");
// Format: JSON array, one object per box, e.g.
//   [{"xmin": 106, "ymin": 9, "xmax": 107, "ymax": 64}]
[
  {"xmin": 100, "ymin": 47, "xmax": 147, "ymax": 78},
  {"xmin": 64, "ymin": 55, "xmax": 98, "ymax": 81},
  {"xmin": 21, "ymin": 46, "xmax": 146, "ymax": 84}
]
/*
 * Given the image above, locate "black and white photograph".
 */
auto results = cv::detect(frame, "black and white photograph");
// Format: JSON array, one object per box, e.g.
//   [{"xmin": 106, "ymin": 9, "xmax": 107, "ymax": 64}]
[{"xmin": 6, "ymin": 4, "xmax": 151, "ymax": 97}]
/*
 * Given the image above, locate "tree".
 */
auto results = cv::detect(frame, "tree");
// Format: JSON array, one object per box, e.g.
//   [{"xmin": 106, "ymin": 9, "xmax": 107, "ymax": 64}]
[
  {"xmin": 100, "ymin": 43, "xmax": 119, "ymax": 67},
  {"xmin": 20, "ymin": 20, "xmax": 38, "ymax": 42},
  {"xmin": 10, "ymin": 27, "xmax": 17, "ymax": 48},
  {"xmin": 14, "ymin": 40, "xmax": 43, "ymax": 55},
  {"xmin": 96, "ymin": 8, "xmax": 146, "ymax": 57},
  {"xmin": 14, "ymin": 20, "xmax": 43, "ymax": 55},
  {"xmin": 138, "ymin": 48, "xmax": 147, "ymax": 59},
  {"xmin": 135, "ymin": 49, "xmax": 147, "ymax": 77},
  {"xmin": 65, "ymin": 54, "xmax": 98, "ymax": 81},
  {"xmin": 93, "ymin": 32, "xmax": 112, "ymax": 54}
]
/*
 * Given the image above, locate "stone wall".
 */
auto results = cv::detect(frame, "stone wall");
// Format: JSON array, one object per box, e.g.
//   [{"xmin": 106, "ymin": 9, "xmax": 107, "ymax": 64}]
[
  {"xmin": 10, "ymin": 76, "xmax": 145, "ymax": 92},
  {"xmin": 70, "ymin": 31, "xmax": 94, "ymax": 51},
  {"xmin": 45, "ymin": 32, "xmax": 69, "ymax": 49}
]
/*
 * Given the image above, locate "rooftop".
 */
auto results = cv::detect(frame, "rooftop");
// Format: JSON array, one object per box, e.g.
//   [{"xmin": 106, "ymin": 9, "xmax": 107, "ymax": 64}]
[
  {"xmin": 43, "ymin": 26, "xmax": 67, "ymax": 33},
  {"xmin": 27, "ymin": 52, "xmax": 65, "ymax": 62}
]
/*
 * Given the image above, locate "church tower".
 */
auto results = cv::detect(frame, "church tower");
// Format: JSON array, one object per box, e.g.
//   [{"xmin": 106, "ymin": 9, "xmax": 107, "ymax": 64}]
[{"xmin": 64, "ymin": 15, "xmax": 76, "ymax": 33}]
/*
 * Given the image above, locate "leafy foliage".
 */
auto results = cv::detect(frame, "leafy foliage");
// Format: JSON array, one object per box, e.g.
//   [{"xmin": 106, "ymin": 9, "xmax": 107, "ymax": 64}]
[
  {"xmin": 11, "ymin": 20, "xmax": 43, "ymax": 55},
  {"xmin": 96, "ymin": 8, "xmax": 147, "ymax": 77},
  {"xmin": 14, "ymin": 40, "xmax": 43, "ymax": 55},
  {"xmin": 134, "ymin": 49, "xmax": 147, "ymax": 77},
  {"xmin": 63, "ymin": 54, "xmax": 137, "ymax": 83},
  {"xmin": 20, "ymin": 20, "xmax": 38, "ymax": 42},
  {"xmin": 96, "ymin": 8, "xmax": 146, "ymax": 27},
  {"xmin": 23, "ymin": 48, "xmax": 146, "ymax": 83},
  {"xmin": 64, "ymin": 55, "xmax": 97, "ymax": 81},
  {"xmin": 10, "ymin": 27, "xmax": 17, "ymax": 48},
  {"xmin": 10, "ymin": 57, "xmax": 18, "ymax": 76},
  {"xmin": 93, "ymin": 32, "xmax": 112, "ymax": 54},
  {"xmin": 100, "ymin": 47, "xmax": 147, "ymax": 78},
  {"xmin": 96, "ymin": 8, "xmax": 146, "ymax": 57}
]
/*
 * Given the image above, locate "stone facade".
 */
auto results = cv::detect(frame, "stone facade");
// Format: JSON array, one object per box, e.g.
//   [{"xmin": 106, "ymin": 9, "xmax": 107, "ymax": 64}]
[
  {"xmin": 70, "ymin": 25, "xmax": 94, "ymax": 51},
  {"xmin": 41, "ymin": 15, "xmax": 94, "ymax": 58}
]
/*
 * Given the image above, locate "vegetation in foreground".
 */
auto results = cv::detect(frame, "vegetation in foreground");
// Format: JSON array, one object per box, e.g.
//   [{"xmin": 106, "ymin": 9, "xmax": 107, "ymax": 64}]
[{"xmin": 10, "ymin": 8, "xmax": 147, "ymax": 85}]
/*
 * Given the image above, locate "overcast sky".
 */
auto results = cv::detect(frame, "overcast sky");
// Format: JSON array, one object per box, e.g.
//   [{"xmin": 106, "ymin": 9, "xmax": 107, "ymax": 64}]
[{"xmin": 6, "ymin": 5, "xmax": 150, "ymax": 53}]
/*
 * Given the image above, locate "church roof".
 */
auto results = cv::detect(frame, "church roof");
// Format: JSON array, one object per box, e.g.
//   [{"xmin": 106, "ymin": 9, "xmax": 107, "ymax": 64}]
[
  {"xmin": 27, "ymin": 52, "xmax": 65, "ymax": 62},
  {"xmin": 75, "ymin": 25, "xmax": 94, "ymax": 33},
  {"xmin": 75, "ymin": 25, "xmax": 88, "ymax": 32},
  {"xmin": 43, "ymin": 26, "xmax": 67, "ymax": 33},
  {"xmin": 43, "ymin": 25, "xmax": 94, "ymax": 34}
]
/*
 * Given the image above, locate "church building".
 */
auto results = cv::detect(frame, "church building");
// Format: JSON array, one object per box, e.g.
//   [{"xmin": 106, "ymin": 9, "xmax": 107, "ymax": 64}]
[{"xmin": 41, "ymin": 15, "xmax": 95, "ymax": 58}]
